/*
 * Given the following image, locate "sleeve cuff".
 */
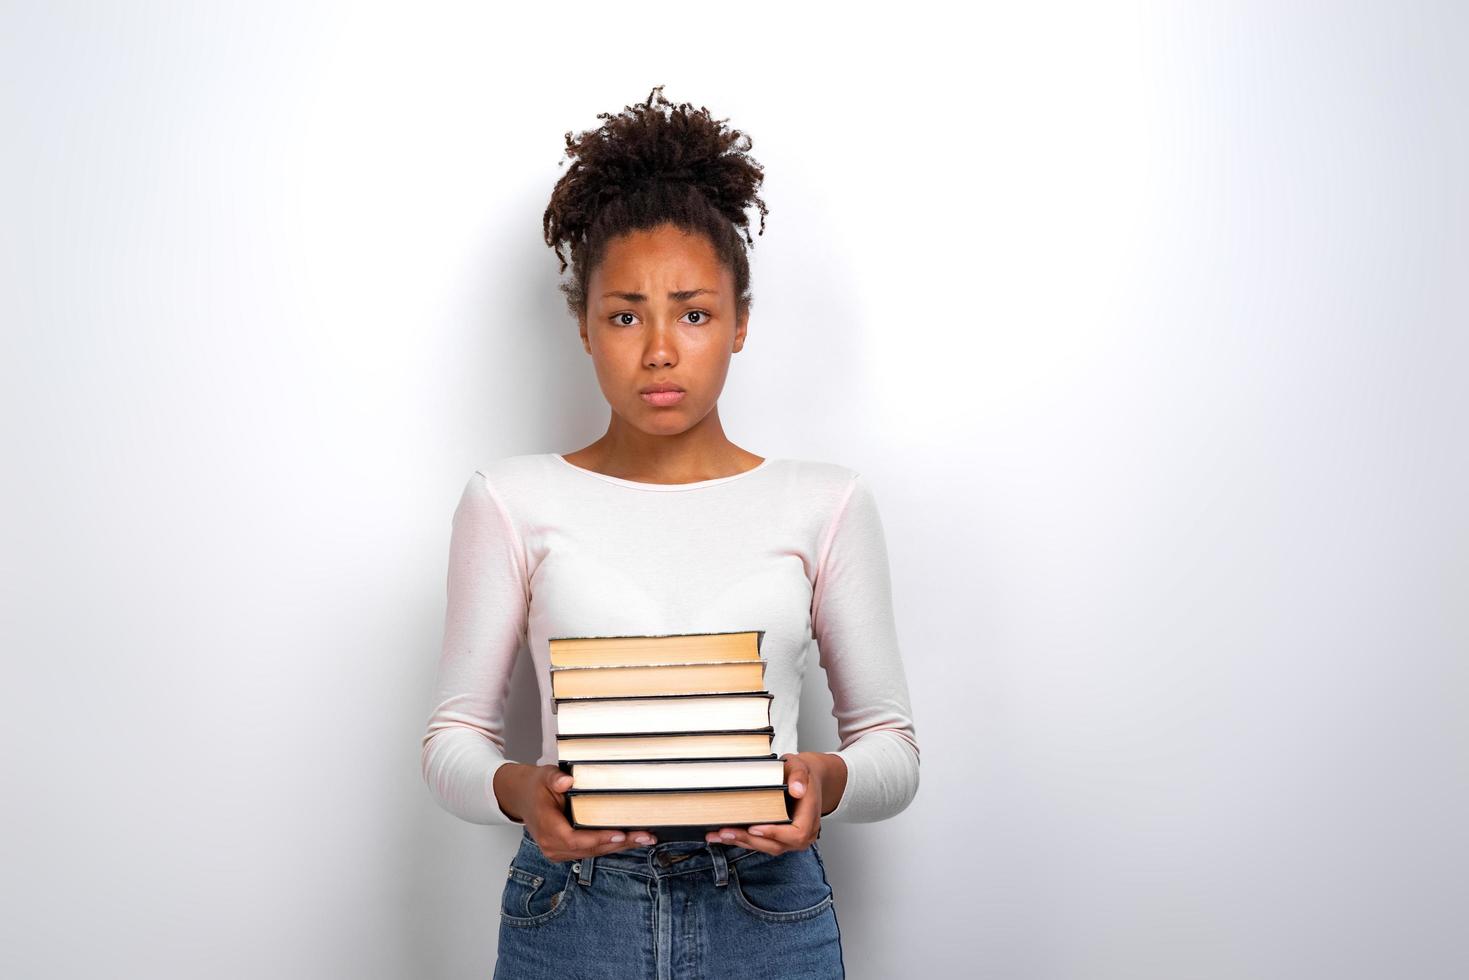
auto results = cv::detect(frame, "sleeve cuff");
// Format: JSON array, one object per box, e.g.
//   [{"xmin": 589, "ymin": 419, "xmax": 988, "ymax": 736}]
[
  {"xmin": 486, "ymin": 757, "xmax": 524, "ymax": 825},
  {"xmin": 822, "ymin": 748, "xmax": 859, "ymax": 823}
]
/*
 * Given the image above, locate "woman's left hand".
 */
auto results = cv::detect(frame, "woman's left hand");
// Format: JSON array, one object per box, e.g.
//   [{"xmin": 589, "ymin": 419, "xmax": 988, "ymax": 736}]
[{"xmin": 705, "ymin": 751, "xmax": 839, "ymax": 854}]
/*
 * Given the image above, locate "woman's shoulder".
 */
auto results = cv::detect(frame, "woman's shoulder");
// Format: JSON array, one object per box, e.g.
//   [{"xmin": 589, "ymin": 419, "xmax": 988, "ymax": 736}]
[
  {"xmin": 769, "ymin": 456, "xmax": 862, "ymax": 492},
  {"xmin": 471, "ymin": 452, "xmax": 558, "ymax": 489},
  {"xmin": 755, "ymin": 458, "xmax": 872, "ymax": 530},
  {"xmin": 465, "ymin": 453, "xmax": 575, "ymax": 511}
]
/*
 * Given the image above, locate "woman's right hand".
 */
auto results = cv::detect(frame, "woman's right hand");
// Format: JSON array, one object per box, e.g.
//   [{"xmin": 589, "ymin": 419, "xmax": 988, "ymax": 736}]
[{"xmin": 494, "ymin": 762, "xmax": 658, "ymax": 862}]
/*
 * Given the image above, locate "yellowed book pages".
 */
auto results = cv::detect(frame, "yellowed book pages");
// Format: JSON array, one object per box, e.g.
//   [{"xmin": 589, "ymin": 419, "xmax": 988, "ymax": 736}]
[
  {"xmin": 570, "ymin": 759, "xmax": 785, "ymax": 791},
  {"xmin": 557, "ymin": 732, "xmax": 773, "ymax": 761},
  {"xmin": 570, "ymin": 787, "xmax": 789, "ymax": 827},
  {"xmin": 549, "ymin": 630, "xmax": 762, "ymax": 668},
  {"xmin": 551, "ymin": 660, "xmax": 766, "ymax": 699}
]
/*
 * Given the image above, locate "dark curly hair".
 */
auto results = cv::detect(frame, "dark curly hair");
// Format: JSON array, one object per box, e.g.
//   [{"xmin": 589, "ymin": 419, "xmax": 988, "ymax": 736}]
[{"xmin": 543, "ymin": 84, "xmax": 769, "ymax": 323}]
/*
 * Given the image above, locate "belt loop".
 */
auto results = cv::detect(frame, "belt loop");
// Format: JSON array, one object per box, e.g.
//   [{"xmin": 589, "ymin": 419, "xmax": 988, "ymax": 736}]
[
  {"xmin": 575, "ymin": 854, "xmax": 595, "ymax": 887},
  {"xmin": 708, "ymin": 844, "xmax": 729, "ymax": 887}
]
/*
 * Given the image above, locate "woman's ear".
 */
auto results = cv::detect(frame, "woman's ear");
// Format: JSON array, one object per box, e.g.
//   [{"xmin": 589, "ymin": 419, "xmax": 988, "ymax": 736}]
[{"xmin": 733, "ymin": 308, "xmax": 749, "ymax": 353}]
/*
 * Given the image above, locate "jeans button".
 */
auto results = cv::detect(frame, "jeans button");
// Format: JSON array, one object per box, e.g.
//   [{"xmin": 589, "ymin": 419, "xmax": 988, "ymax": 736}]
[{"xmin": 571, "ymin": 862, "xmax": 581, "ymax": 873}]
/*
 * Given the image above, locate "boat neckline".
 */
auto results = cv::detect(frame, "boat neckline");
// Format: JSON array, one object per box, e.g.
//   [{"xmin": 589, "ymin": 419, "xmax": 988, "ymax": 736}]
[{"xmin": 551, "ymin": 453, "xmax": 775, "ymax": 491}]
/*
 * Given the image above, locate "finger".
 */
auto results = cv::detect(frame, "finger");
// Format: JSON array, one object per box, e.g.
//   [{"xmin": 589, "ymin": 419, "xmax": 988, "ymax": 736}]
[
  {"xmin": 787, "ymin": 771, "xmax": 822, "ymax": 830},
  {"xmin": 749, "ymin": 812, "xmax": 809, "ymax": 843},
  {"xmin": 583, "ymin": 825, "xmax": 660, "ymax": 850},
  {"xmin": 555, "ymin": 828, "xmax": 630, "ymax": 858},
  {"xmin": 751, "ymin": 820, "xmax": 810, "ymax": 850},
  {"xmin": 718, "ymin": 821, "xmax": 806, "ymax": 853},
  {"xmin": 728, "ymin": 758, "xmax": 805, "ymax": 843},
  {"xmin": 537, "ymin": 793, "xmax": 647, "ymax": 857},
  {"xmin": 784, "ymin": 758, "xmax": 813, "ymax": 798},
  {"xmin": 590, "ymin": 831, "xmax": 638, "ymax": 855},
  {"xmin": 601, "ymin": 828, "xmax": 657, "ymax": 852},
  {"xmin": 743, "ymin": 786, "xmax": 819, "ymax": 850},
  {"xmin": 737, "ymin": 756, "xmax": 816, "ymax": 838},
  {"xmin": 711, "ymin": 826, "xmax": 786, "ymax": 854},
  {"xmin": 540, "ymin": 771, "xmax": 635, "ymax": 855},
  {"xmin": 704, "ymin": 760, "xmax": 816, "ymax": 852}
]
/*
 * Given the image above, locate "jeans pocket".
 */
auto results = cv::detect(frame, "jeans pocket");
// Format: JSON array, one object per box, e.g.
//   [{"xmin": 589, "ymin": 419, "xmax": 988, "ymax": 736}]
[
  {"xmin": 500, "ymin": 862, "xmax": 575, "ymax": 927},
  {"xmin": 729, "ymin": 850, "xmax": 835, "ymax": 923}
]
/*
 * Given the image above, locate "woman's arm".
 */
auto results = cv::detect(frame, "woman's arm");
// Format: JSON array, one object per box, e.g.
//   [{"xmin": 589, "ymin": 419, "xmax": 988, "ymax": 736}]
[
  {"xmin": 420, "ymin": 470, "xmax": 528, "ymax": 826},
  {"xmin": 810, "ymin": 472, "xmax": 921, "ymax": 823}
]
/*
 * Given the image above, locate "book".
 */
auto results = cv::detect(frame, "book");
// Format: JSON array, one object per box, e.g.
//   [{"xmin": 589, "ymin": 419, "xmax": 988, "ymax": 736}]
[
  {"xmin": 556, "ymin": 728, "xmax": 776, "ymax": 761},
  {"xmin": 549, "ymin": 630, "xmax": 791, "ymax": 838},
  {"xmin": 557, "ymin": 756, "xmax": 785, "ymax": 791},
  {"xmin": 549, "ymin": 630, "xmax": 764, "ymax": 668},
  {"xmin": 549, "ymin": 659, "xmax": 767, "ymax": 699},
  {"xmin": 564, "ymin": 784, "xmax": 793, "ymax": 830},
  {"xmin": 552, "ymin": 691, "xmax": 774, "ymax": 734}
]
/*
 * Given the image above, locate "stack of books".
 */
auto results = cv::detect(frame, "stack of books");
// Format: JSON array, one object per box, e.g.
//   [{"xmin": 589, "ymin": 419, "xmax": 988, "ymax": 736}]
[{"xmin": 551, "ymin": 630, "xmax": 793, "ymax": 840}]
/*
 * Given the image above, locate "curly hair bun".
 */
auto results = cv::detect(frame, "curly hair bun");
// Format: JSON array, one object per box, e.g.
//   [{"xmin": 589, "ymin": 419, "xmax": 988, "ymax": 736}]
[{"xmin": 543, "ymin": 84, "xmax": 769, "ymax": 319}]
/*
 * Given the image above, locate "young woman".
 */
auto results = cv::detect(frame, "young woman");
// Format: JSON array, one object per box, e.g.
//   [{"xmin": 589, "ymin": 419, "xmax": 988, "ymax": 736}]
[{"xmin": 421, "ymin": 85, "xmax": 920, "ymax": 980}]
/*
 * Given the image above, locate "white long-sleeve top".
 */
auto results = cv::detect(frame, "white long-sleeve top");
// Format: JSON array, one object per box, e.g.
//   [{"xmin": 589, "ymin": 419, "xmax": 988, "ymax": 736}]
[{"xmin": 420, "ymin": 453, "xmax": 920, "ymax": 826}]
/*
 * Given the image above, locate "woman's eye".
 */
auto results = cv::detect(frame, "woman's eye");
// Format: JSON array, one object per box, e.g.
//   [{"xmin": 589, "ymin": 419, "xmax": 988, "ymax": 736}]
[
  {"xmin": 684, "ymin": 310, "xmax": 711, "ymax": 325},
  {"xmin": 612, "ymin": 312, "xmax": 637, "ymax": 326}
]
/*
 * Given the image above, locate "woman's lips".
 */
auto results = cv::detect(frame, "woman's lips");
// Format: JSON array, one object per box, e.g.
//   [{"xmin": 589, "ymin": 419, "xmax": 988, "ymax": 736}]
[{"xmin": 640, "ymin": 390, "xmax": 686, "ymax": 407}]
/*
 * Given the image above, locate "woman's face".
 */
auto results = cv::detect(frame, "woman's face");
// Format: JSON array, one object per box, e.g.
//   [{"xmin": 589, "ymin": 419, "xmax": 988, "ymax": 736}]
[{"xmin": 580, "ymin": 223, "xmax": 747, "ymax": 438}]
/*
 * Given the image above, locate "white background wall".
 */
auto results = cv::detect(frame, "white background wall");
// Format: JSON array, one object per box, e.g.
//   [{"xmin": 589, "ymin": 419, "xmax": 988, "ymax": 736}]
[{"xmin": 3, "ymin": 2, "xmax": 1465, "ymax": 977}]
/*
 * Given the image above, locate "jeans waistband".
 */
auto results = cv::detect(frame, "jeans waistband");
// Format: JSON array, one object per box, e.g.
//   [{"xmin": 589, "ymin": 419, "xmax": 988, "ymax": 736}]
[{"xmin": 519, "ymin": 824, "xmax": 761, "ymax": 884}]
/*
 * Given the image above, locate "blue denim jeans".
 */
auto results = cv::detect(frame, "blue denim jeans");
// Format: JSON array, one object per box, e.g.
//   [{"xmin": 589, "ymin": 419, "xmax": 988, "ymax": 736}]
[{"xmin": 493, "ymin": 825, "xmax": 845, "ymax": 979}]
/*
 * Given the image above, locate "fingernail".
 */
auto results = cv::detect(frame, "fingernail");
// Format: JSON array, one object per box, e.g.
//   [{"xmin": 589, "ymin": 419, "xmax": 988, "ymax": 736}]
[
  {"xmin": 636, "ymin": 835, "xmax": 653, "ymax": 845},
  {"xmin": 749, "ymin": 828, "xmax": 765, "ymax": 836},
  {"xmin": 720, "ymin": 830, "xmax": 735, "ymax": 840},
  {"xmin": 791, "ymin": 781, "xmax": 804, "ymax": 793},
  {"xmin": 610, "ymin": 833, "xmax": 625, "ymax": 842}
]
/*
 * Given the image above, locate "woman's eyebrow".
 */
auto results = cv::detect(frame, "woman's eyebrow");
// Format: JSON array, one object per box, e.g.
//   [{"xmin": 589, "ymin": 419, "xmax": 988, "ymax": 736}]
[{"xmin": 602, "ymin": 288, "xmax": 719, "ymax": 302}]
